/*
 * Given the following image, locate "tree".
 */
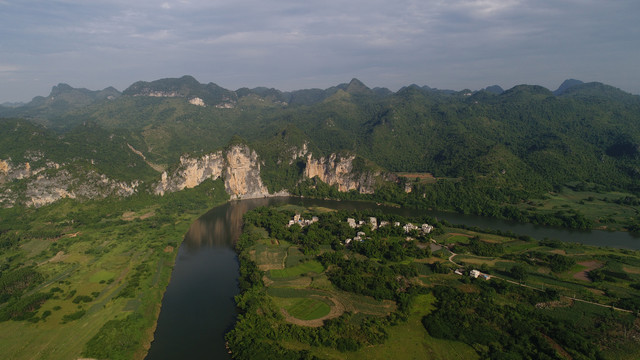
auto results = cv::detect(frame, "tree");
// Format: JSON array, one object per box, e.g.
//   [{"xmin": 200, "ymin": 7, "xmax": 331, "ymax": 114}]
[{"xmin": 509, "ymin": 264, "xmax": 528, "ymax": 282}]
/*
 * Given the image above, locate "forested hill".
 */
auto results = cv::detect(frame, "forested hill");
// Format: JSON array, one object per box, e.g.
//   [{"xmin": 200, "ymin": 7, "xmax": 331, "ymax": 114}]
[{"xmin": 0, "ymin": 76, "xmax": 639, "ymax": 227}]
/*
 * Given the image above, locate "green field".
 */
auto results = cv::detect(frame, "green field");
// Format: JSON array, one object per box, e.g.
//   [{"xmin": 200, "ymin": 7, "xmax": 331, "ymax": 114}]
[
  {"xmin": 269, "ymin": 260, "xmax": 325, "ymax": 278},
  {"xmin": 0, "ymin": 179, "xmax": 230, "ymax": 360},
  {"xmin": 518, "ymin": 187, "xmax": 640, "ymax": 230},
  {"xmin": 284, "ymin": 297, "xmax": 331, "ymax": 320},
  {"xmin": 346, "ymin": 295, "xmax": 478, "ymax": 360},
  {"xmin": 278, "ymin": 294, "xmax": 478, "ymax": 360},
  {"xmin": 89, "ymin": 270, "xmax": 116, "ymax": 283}
]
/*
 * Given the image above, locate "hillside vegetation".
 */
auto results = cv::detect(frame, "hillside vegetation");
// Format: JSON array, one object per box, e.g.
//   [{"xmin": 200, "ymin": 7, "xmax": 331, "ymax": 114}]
[{"xmin": 1, "ymin": 76, "xmax": 639, "ymax": 228}]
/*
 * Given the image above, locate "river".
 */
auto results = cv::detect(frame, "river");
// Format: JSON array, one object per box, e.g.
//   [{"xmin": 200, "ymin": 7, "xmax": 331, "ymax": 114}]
[{"xmin": 144, "ymin": 197, "xmax": 639, "ymax": 359}]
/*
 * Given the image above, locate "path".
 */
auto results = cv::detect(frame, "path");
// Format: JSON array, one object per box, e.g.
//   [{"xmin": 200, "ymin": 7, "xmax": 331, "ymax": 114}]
[{"xmin": 446, "ymin": 248, "xmax": 634, "ymax": 314}]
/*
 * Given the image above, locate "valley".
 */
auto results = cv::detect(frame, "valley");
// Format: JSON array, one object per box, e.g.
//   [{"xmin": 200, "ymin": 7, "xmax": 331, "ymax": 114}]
[{"xmin": 0, "ymin": 76, "xmax": 639, "ymax": 359}]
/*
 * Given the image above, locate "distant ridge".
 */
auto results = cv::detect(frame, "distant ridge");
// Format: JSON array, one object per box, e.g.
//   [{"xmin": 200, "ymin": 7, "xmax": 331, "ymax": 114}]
[
  {"xmin": 484, "ymin": 85, "xmax": 504, "ymax": 94},
  {"xmin": 2, "ymin": 76, "xmax": 638, "ymax": 115},
  {"xmin": 554, "ymin": 79, "xmax": 584, "ymax": 95}
]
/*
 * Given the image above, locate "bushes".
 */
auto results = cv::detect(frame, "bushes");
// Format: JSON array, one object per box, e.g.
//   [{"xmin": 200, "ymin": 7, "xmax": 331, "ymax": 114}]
[
  {"xmin": 83, "ymin": 313, "xmax": 147, "ymax": 360},
  {"xmin": 0, "ymin": 266, "xmax": 44, "ymax": 302},
  {"xmin": 62, "ymin": 310, "xmax": 86, "ymax": 323},
  {"xmin": 0, "ymin": 292, "xmax": 50, "ymax": 321},
  {"xmin": 423, "ymin": 284, "xmax": 601, "ymax": 359},
  {"xmin": 72, "ymin": 295, "xmax": 93, "ymax": 304}
]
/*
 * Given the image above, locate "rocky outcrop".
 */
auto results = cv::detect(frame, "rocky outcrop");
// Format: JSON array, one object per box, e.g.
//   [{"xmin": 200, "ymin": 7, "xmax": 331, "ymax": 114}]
[
  {"xmin": 304, "ymin": 153, "xmax": 380, "ymax": 194},
  {"xmin": 0, "ymin": 159, "xmax": 31, "ymax": 183},
  {"xmin": 189, "ymin": 97, "xmax": 206, "ymax": 106},
  {"xmin": 2, "ymin": 142, "xmax": 387, "ymax": 208},
  {"xmin": 0, "ymin": 159, "xmax": 140, "ymax": 208},
  {"xmin": 24, "ymin": 170, "xmax": 138, "ymax": 207},
  {"xmin": 224, "ymin": 145, "xmax": 269, "ymax": 199},
  {"xmin": 155, "ymin": 144, "xmax": 270, "ymax": 199}
]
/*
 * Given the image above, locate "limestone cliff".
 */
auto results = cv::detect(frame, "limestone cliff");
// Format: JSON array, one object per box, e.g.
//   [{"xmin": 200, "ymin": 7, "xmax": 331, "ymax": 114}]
[
  {"xmin": 0, "ymin": 159, "xmax": 139, "ymax": 208},
  {"xmin": 155, "ymin": 144, "xmax": 271, "ymax": 199},
  {"xmin": 303, "ymin": 152, "xmax": 381, "ymax": 194},
  {"xmin": 2, "ymin": 141, "xmax": 389, "ymax": 208},
  {"xmin": 224, "ymin": 145, "xmax": 270, "ymax": 199}
]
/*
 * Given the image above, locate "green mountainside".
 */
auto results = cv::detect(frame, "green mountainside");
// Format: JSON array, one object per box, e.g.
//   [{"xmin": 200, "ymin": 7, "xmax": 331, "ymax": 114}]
[{"xmin": 1, "ymin": 76, "xmax": 639, "ymax": 228}]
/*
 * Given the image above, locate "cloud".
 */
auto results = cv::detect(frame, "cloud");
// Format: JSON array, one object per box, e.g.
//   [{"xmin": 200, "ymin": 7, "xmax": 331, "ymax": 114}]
[{"xmin": 0, "ymin": 64, "xmax": 20, "ymax": 73}]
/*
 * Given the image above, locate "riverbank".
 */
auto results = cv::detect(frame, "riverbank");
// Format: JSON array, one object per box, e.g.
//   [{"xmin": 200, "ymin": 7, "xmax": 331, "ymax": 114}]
[{"xmin": 225, "ymin": 203, "xmax": 640, "ymax": 359}]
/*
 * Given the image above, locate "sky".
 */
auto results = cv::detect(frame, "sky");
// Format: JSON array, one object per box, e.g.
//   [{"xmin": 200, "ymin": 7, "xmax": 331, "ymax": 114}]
[{"xmin": 1, "ymin": 0, "xmax": 639, "ymax": 102}]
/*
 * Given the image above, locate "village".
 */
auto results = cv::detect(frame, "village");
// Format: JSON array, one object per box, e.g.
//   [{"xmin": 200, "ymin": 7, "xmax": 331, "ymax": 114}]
[
  {"xmin": 343, "ymin": 216, "xmax": 435, "ymax": 245},
  {"xmin": 286, "ymin": 213, "xmax": 490, "ymax": 281}
]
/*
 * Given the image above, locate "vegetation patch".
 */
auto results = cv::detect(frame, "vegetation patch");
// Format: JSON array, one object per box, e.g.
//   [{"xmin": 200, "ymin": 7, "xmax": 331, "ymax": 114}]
[
  {"xmin": 269, "ymin": 260, "xmax": 324, "ymax": 279},
  {"xmin": 573, "ymin": 260, "xmax": 603, "ymax": 282},
  {"xmin": 283, "ymin": 297, "xmax": 331, "ymax": 320},
  {"xmin": 89, "ymin": 270, "xmax": 115, "ymax": 283}
]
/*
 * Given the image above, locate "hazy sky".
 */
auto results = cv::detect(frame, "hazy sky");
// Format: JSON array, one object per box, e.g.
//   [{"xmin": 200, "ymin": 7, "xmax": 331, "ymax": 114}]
[{"xmin": 1, "ymin": 0, "xmax": 639, "ymax": 102}]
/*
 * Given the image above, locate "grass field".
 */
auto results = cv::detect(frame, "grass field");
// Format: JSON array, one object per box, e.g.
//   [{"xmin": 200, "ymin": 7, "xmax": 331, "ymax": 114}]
[
  {"xmin": 283, "ymin": 297, "xmax": 331, "ymax": 320},
  {"xmin": 517, "ymin": 187, "xmax": 640, "ymax": 230},
  {"xmin": 269, "ymin": 260, "xmax": 324, "ymax": 279},
  {"xmin": 280, "ymin": 294, "xmax": 478, "ymax": 360},
  {"xmin": 0, "ymin": 181, "xmax": 230, "ymax": 360},
  {"xmin": 89, "ymin": 270, "xmax": 116, "ymax": 283}
]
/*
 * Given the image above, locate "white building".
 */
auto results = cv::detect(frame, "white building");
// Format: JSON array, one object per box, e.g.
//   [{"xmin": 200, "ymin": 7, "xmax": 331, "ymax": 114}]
[
  {"xmin": 369, "ymin": 217, "xmax": 378, "ymax": 230},
  {"xmin": 421, "ymin": 224, "xmax": 434, "ymax": 234}
]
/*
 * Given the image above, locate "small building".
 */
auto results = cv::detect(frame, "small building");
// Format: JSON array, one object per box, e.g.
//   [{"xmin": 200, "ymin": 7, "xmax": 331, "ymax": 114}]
[
  {"xmin": 403, "ymin": 223, "xmax": 418, "ymax": 233},
  {"xmin": 369, "ymin": 217, "xmax": 378, "ymax": 230},
  {"xmin": 421, "ymin": 224, "xmax": 434, "ymax": 234},
  {"xmin": 287, "ymin": 214, "xmax": 319, "ymax": 228},
  {"xmin": 454, "ymin": 269, "xmax": 464, "ymax": 276},
  {"xmin": 379, "ymin": 221, "xmax": 389, "ymax": 228},
  {"xmin": 347, "ymin": 218, "xmax": 357, "ymax": 228},
  {"xmin": 481, "ymin": 274, "xmax": 491, "ymax": 280},
  {"xmin": 470, "ymin": 269, "xmax": 481, "ymax": 279}
]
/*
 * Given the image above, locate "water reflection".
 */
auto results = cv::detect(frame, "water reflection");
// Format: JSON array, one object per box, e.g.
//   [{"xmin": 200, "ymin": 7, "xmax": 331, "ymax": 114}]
[
  {"xmin": 146, "ymin": 197, "xmax": 290, "ymax": 360},
  {"xmin": 183, "ymin": 198, "xmax": 284, "ymax": 250}
]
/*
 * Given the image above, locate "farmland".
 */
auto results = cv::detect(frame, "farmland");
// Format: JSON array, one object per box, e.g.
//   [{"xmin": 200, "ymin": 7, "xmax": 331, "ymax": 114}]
[{"xmin": 228, "ymin": 204, "xmax": 640, "ymax": 359}]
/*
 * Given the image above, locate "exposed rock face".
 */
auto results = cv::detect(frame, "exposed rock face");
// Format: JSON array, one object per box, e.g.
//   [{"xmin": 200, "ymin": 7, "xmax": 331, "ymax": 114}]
[
  {"xmin": 138, "ymin": 90, "xmax": 180, "ymax": 98},
  {"xmin": 224, "ymin": 145, "xmax": 269, "ymax": 199},
  {"xmin": 155, "ymin": 145, "xmax": 270, "ymax": 199},
  {"xmin": 0, "ymin": 159, "xmax": 31, "ymax": 183},
  {"xmin": 24, "ymin": 171, "xmax": 139, "ymax": 207},
  {"xmin": 3, "ymin": 142, "xmax": 387, "ymax": 208},
  {"xmin": 189, "ymin": 97, "xmax": 206, "ymax": 106},
  {"xmin": 0, "ymin": 158, "xmax": 140, "ymax": 208},
  {"xmin": 303, "ymin": 153, "xmax": 379, "ymax": 194},
  {"xmin": 156, "ymin": 153, "xmax": 225, "ymax": 195}
]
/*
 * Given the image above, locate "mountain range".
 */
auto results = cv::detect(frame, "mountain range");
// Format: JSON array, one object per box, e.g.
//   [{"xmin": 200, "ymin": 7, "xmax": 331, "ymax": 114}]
[{"xmin": 0, "ymin": 76, "xmax": 638, "ymax": 225}]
